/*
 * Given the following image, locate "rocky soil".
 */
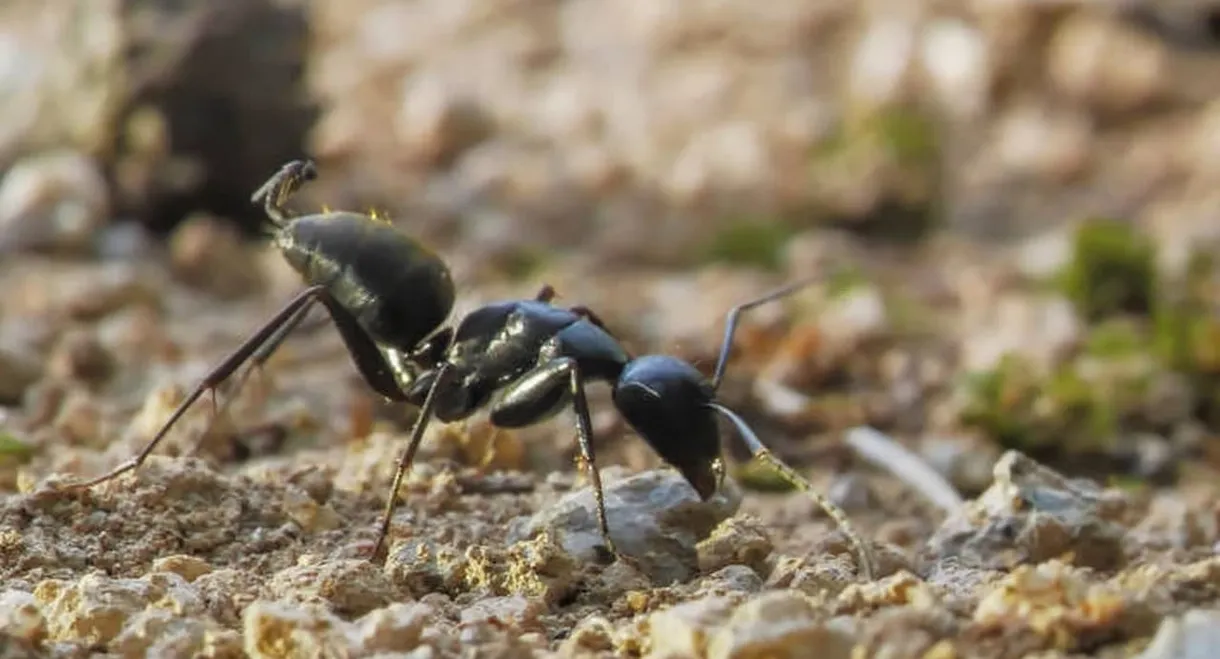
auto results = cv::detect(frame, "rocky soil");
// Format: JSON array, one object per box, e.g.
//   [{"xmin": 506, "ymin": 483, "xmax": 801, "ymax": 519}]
[
  {"xmin": 5, "ymin": 1, "xmax": 1220, "ymax": 658},
  {"xmin": 0, "ymin": 222, "xmax": 1218, "ymax": 658}
]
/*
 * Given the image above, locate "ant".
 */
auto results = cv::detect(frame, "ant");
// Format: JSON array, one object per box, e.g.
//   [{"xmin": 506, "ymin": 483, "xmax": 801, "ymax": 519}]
[
  {"xmin": 383, "ymin": 275, "xmax": 878, "ymax": 580},
  {"xmin": 60, "ymin": 159, "xmax": 877, "ymax": 581}
]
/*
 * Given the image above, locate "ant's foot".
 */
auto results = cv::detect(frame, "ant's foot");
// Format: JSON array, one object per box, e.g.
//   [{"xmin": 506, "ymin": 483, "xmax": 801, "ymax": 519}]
[
  {"xmin": 592, "ymin": 544, "xmax": 617, "ymax": 565},
  {"xmin": 365, "ymin": 543, "xmax": 390, "ymax": 566}
]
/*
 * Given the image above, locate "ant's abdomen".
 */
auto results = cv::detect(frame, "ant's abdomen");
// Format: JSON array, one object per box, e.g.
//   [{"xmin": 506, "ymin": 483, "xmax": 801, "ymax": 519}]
[{"xmin": 277, "ymin": 213, "xmax": 456, "ymax": 350}]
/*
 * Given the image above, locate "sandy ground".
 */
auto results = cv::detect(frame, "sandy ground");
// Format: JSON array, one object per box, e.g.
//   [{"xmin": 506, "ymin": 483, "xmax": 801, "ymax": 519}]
[{"xmin": 0, "ymin": 235, "xmax": 1219, "ymax": 659}]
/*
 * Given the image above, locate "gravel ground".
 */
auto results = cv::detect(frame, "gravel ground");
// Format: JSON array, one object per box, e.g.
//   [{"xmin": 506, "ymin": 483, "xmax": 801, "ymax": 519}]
[
  {"xmin": 0, "ymin": 216, "xmax": 1218, "ymax": 659},
  {"xmin": 5, "ymin": 1, "xmax": 1220, "ymax": 658}
]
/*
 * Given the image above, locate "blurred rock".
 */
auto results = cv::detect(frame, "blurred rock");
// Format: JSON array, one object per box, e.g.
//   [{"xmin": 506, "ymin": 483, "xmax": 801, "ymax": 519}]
[
  {"xmin": 0, "ymin": 0, "xmax": 315, "ymax": 235},
  {"xmin": 352, "ymin": 602, "xmax": 430, "ymax": 655},
  {"xmin": 1138, "ymin": 609, "xmax": 1220, "ymax": 659},
  {"xmin": 1047, "ymin": 11, "xmax": 1169, "ymax": 116},
  {"xmin": 924, "ymin": 451, "xmax": 1131, "ymax": 572},
  {"xmin": 242, "ymin": 600, "xmax": 352, "ymax": 658},
  {"xmin": 918, "ymin": 434, "xmax": 1001, "ymax": 497},
  {"xmin": 0, "ymin": 2, "xmax": 123, "ymax": 167},
  {"xmin": 507, "ymin": 468, "xmax": 742, "ymax": 585},
  {"xmin": 0, "ymin": 151, "xmax": 108, "ymax": 256},
  {"xmin": 151, "ymin": 555, "xmax": 214, "ymax": 583},
  {"xmin": 987, "ymin": 102, "xmax": 1093, "ymax": 184},
  {"xmin": 34, "ymin": 572, "xmax": 176, "ymax": 647},
  {"xmin": 304, "ymin": 0, "xmax": 863, "ymax": 263},
  {"xmin": 848, "ymin": 14, "xmax": 920, "ymax": 109},
  {"xmin": 707, "ymin": 591, "xmax": 855, "ymax": 659},
  {"xmin": 93, "ymin": 221, "xmax": 156, "ymax": 262},
  {"xmin": 46, "ymin": 329, "xmax": 117, "ymax": 388},
  {"xmin": 268, "ymin": 558, "xmax": 395, "ymax": 619},
  {"xmin": 958, "ymin": 293, "xmax": 1083, "ymax": 374},
  {"xmin": 971, "ymin": 560, "xmax": 1141, "ymax": 653},
  {"xmin": 0, "ymin": 590, "xmax": 44, "ymax": 645},
  {"xmin": 0, "ymin": 340, "xmax": 43, "ymax": 406},
  {"xmin": 918, "ymin": 17, "xmax": 991, "ymax": 121},
  {"xmin": 696, "ymin": 516, "xmax": 775, "ymax": 578},
  {"xmin": 4, "ymin": 0, "xmax": 1220, "ymax": 263},
  {"xmin": 1014, "ymin": 225, "xmax": 1076, "ymax": 281},
  {"xmin": 646, "ymin": 595, "xmax": 738, "ymax": 658},
  {"xmin": 169, "ymin": 212, "xmax": 266, "ymax": 299}
]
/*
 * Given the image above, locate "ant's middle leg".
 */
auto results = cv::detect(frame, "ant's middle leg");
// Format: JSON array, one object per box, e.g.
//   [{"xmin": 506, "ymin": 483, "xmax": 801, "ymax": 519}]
[{"xmin": 370, "ymin": 362, "xmax": 454, "ymax": 563}]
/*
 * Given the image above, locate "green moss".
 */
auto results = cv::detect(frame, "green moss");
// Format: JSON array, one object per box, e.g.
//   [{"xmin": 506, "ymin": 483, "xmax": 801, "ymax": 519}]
[
  {"xmin": 881, "ymin": 289, "xmax": 942, "ymax": 337},
  {"xmin": 825, "ymin": 264, "xmax": 869, "ymax": 299},
  {"xmin": 968, "ymin": 241, "xmax": 1220, "ymax": 445},
  {"xmin": 1153, "ymin": 301, "xmax": 1198, "ymax": 373},
  {"xmin": 871, "ymin": 108, "xmax": 940, "ymax": 167},
  {"xmin": 815, "ymin": 106, "xmax": 941, "ymax": 168},
  {"xmin": 1152, "ymin": 290, "xmax": 1220, "ymax": 424},
  {"xmin": 957, "ymin": 355, "xmax": 1121, "ymax": 454},
  {"xmin": 1152, "ymin": 249, "xmax": 1220, "ymax": 376},
  {"xmin": 0, "ymin": 432, "xmax": 34, "ymax": 467},
  {"xmin": 498, "ymin": 246, "xmax": 550, "ymax": 282},
  {"xmin": 809, "ymin": 105, "xmax": 943, "ymax": 244},
  {"xmin": 1107, "ymin": 473, "xmax": 1150, "ymax": 494},
  {"xmin": 699, "ymin": 217, "xmax": 794, "ymax": 271},
  {"xmin": 1084, "ymin": 318, "xmax": 1147, "ymax": 359},
  {"xmin": 1041, "ymin": 366, "xmax": 1119, "ymax": 445},
  {"xmin": 1184, "ymin": 249, "xmax": 1217, "ymax": 293},
  {"xmin": 958, "ymin": 355, "xmax": 1042, "ymax": 450},
  {"xmin": 1058, "ymin": 218, "xmax": 1157, "ymax": 322}
]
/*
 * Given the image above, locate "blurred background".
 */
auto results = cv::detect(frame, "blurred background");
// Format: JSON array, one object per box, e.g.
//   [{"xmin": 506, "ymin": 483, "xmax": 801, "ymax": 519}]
[{"xmin": 5, "ymin": 0, "xmax": 1220, "ymax": 499}]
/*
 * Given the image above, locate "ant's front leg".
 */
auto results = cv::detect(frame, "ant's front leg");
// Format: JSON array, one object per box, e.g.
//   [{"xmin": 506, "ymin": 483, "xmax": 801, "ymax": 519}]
[{"xmin": 490, "ymin": 357, "xmax": 617, "ymax": 564}]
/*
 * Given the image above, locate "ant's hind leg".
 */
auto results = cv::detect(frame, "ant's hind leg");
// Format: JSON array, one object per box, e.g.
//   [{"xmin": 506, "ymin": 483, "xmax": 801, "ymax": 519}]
[
  {"xmin": 370, "ymin": 362, "xmax": 452, "ymax": 563},
  {"xmin": 60, "ymin": 285, "xmax": 330, "ymax": 491},
  {"xmin": 210, "ymin": 299, "xmax": 320, "ymax": 422},
  {"xmin": 490, "ymin": 358, "xmax": 619, "ymax": 563}
]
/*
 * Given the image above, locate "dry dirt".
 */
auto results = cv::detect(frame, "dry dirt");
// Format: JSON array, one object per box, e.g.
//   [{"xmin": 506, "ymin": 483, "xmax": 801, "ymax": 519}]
[{"xmin": 0, "ymin": 225, "xmax": 1218, "ymax": 659}]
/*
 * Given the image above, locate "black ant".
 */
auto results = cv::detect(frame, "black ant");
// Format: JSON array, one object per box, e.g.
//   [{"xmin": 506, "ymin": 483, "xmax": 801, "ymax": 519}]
[
  {"xmin": 60, "ymin": 159, "xmax": 877, "ymax": 581},
  {"xmin": 381, "ymin": 283, "xmax": 878, "ymax": 580}
]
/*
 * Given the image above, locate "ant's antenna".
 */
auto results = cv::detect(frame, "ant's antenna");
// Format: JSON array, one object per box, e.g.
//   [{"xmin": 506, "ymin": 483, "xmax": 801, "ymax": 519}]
[
  {"xmin": 706, "ymin": 401, "xmax": 877, "ymax": 580},
  {"xmin": 710, "ymin": 277, "xmax": 819, "ymax": 391},
  {"xmin": 703, "ymin": 276, "xmax": 878, "ymax": 580}
]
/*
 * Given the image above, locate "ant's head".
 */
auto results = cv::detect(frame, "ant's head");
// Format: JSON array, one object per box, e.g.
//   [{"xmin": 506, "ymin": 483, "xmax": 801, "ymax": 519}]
[{"xmin": 612, "ymin": 354, "xmax": 726, "ymax": 499}]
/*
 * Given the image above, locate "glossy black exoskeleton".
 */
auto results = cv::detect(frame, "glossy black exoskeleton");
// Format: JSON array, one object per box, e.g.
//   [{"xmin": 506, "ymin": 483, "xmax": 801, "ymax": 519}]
[
  {"xmin": 61, "ymin": 160, "xmax": 875, "ymax": 580},
  {"xmin": 61, "ymin": 159, "xmax": 458, "ymax": 490},
  {"xmin": 374, "ymin": 279, "xmax": 877, "ymax": 580}
]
